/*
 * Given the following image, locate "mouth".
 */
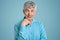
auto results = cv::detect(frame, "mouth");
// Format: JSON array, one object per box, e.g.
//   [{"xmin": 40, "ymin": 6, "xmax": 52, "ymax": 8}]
[{"xmin": 28, "ymin": 16, "xmax": 32, "ymax": 18}]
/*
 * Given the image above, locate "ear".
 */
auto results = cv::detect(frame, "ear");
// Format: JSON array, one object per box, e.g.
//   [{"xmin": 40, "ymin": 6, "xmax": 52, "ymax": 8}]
[
  {"xmin": 23, "ymin": 9, "xmax": 24, "ymax": 13},
  {"xmin": 23, "ymin": 9, "xmax": 25, "ymax": 13},
  {"xmin": 23, "ymin": 9, "xmax": 25, "ymax": 15}
]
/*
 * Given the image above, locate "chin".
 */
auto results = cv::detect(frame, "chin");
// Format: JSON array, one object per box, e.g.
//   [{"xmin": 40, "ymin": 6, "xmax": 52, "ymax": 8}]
[{"xmin": 29, "ymin": 17, "xmax": 33, "ymax": 19}]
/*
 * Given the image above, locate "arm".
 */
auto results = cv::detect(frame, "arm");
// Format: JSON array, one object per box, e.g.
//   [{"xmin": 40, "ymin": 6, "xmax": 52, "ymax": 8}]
[
  {"xmin": 14, "ymin": 18, "xmax": 31, "ymax": 40},
  {"xmin": 14, "ymin": 24, "xmax": 27, "ymax": 40},
  {"xmin": 14, "ymin": 24, "xmax": 19, "ymax": 40}
]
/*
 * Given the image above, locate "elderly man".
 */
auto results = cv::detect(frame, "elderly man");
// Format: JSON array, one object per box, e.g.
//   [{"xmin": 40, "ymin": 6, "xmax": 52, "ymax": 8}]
[{"xmin": 14, "ymin": 1, "xmax": 47, "ymax": 40}]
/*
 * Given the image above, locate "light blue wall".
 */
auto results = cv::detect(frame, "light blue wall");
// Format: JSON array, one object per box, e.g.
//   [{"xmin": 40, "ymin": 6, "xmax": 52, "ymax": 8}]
[{"xmin": 0, "ymin": 0, "xmax": 60, "ymax": 40}]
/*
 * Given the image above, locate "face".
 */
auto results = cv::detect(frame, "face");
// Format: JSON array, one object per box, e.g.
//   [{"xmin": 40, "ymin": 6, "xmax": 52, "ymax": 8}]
[{"xmin": 23, "ymin": 7, "xmax": 36, "ymax": 20}]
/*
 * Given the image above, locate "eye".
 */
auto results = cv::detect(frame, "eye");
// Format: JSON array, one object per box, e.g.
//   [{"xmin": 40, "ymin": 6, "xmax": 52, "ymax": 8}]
[{"xmin": 25, "ymin": 9, "xmax": 29, "ymax": 12}]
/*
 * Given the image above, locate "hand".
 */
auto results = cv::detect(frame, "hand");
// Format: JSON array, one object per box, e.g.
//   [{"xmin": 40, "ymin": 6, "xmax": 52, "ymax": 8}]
[{"xmin": 21, "ymin": 18, "xmax": 31, "ymax": 26}]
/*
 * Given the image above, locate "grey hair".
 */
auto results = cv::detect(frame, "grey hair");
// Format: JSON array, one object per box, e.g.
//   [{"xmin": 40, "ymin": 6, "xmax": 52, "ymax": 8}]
[{"xmin": 24, "ymin": 1, "xmax": 36, "ymax": 9}]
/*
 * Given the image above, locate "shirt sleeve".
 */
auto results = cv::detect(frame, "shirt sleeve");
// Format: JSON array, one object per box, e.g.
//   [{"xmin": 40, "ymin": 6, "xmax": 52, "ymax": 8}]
[
  {"xmin": 40, "ymin": 23, "xmax": 47, "ymax": 40},
  {"xmin": 18, "ymin": 25, "xmax": 27, "ymax": 40},
  {"xmin": 14, "ymin": 24, "xmax": 27, "ymax": 40},
  {"xmin": 14, "ymin": 24, "xmax": 19, "ymax": 40}
]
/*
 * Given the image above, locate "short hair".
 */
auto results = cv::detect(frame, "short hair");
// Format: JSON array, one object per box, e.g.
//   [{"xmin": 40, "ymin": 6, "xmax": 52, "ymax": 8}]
[{"xmin": 24, "ymin": 1, "xmax": 36, "ymax": 9}]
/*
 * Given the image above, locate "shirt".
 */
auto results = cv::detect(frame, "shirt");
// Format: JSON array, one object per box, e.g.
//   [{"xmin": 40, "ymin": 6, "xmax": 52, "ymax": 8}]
[{"xmin": 14, "ymin": 18, "xmax": 47, "ymax": 40}]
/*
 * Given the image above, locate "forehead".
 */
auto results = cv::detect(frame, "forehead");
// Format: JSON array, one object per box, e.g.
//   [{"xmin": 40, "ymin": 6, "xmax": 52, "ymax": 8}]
[{"xmin": 25, "ymin": 8, "xmax": 34, "ymax": 10}]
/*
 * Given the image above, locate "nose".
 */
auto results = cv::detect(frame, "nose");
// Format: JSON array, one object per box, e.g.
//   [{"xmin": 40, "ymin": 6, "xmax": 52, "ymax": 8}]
[{"xmin": 28, "ymin": 11, "xmax": 31, "ymax": 16}]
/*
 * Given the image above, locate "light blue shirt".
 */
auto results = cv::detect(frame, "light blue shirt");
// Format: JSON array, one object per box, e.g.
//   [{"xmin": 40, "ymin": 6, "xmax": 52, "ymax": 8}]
[{"xmin": 14, "ymin": 19, "xmax": 47, "ymax": 40}]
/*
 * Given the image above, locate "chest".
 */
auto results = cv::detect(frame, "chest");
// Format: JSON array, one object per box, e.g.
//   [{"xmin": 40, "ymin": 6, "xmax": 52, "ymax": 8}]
[{"xmin": 26, "ymin": 23, "xmax": 41, "ymax": 40}]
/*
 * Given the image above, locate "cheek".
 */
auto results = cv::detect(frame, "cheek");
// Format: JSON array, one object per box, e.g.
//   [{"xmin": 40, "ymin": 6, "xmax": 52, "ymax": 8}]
[
  {"xmin": 32, "ymin": 12, "xmax": 35, "ymax": 15},
  {"xmin": 32, "ymin": 13, "xmax": 35, "ymax": 16},
  {"xmin": 24, "ymin": 12, "xmax": 28, "ymax": 16}
]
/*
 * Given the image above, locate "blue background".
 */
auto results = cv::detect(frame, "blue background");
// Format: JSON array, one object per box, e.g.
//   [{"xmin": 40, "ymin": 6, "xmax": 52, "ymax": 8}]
[{"xmin": 0, "ymin": 0, "xmax": 60, "ymax": 40}]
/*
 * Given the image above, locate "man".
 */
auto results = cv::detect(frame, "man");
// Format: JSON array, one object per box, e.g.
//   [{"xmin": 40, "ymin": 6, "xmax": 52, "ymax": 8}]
[{"xmin": 14, "ymin": 1, "xmax": 47, "ymax": 40}]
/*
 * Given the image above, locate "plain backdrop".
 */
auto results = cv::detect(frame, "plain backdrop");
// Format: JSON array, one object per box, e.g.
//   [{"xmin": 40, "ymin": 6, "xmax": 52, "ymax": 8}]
[{"xmin": 0, "ymin": 0, "xmax": 60, "ymax": 40}]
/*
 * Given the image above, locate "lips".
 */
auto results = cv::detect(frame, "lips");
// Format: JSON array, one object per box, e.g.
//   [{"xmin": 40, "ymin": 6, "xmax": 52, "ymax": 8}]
[
  {"xmin": 28, "ymin": 16, "xmax": 31, "ymax": 18},
  {"xmin": 28, "ymin": 15, "xmax": 33, "ymax": 17}
]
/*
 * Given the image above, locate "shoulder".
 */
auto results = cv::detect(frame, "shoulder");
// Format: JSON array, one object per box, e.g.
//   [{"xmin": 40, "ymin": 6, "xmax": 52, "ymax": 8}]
[
  {"xmin": 34, "ymin": 19, "xmax": 44, "ymax": 28},
  {"xmin": 14, "ymin": 19, "xmax": 23, "ymax": 29},
  {"xmin": 33, "ymin": 19, "xmax": 42, "ymax": 25}
]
